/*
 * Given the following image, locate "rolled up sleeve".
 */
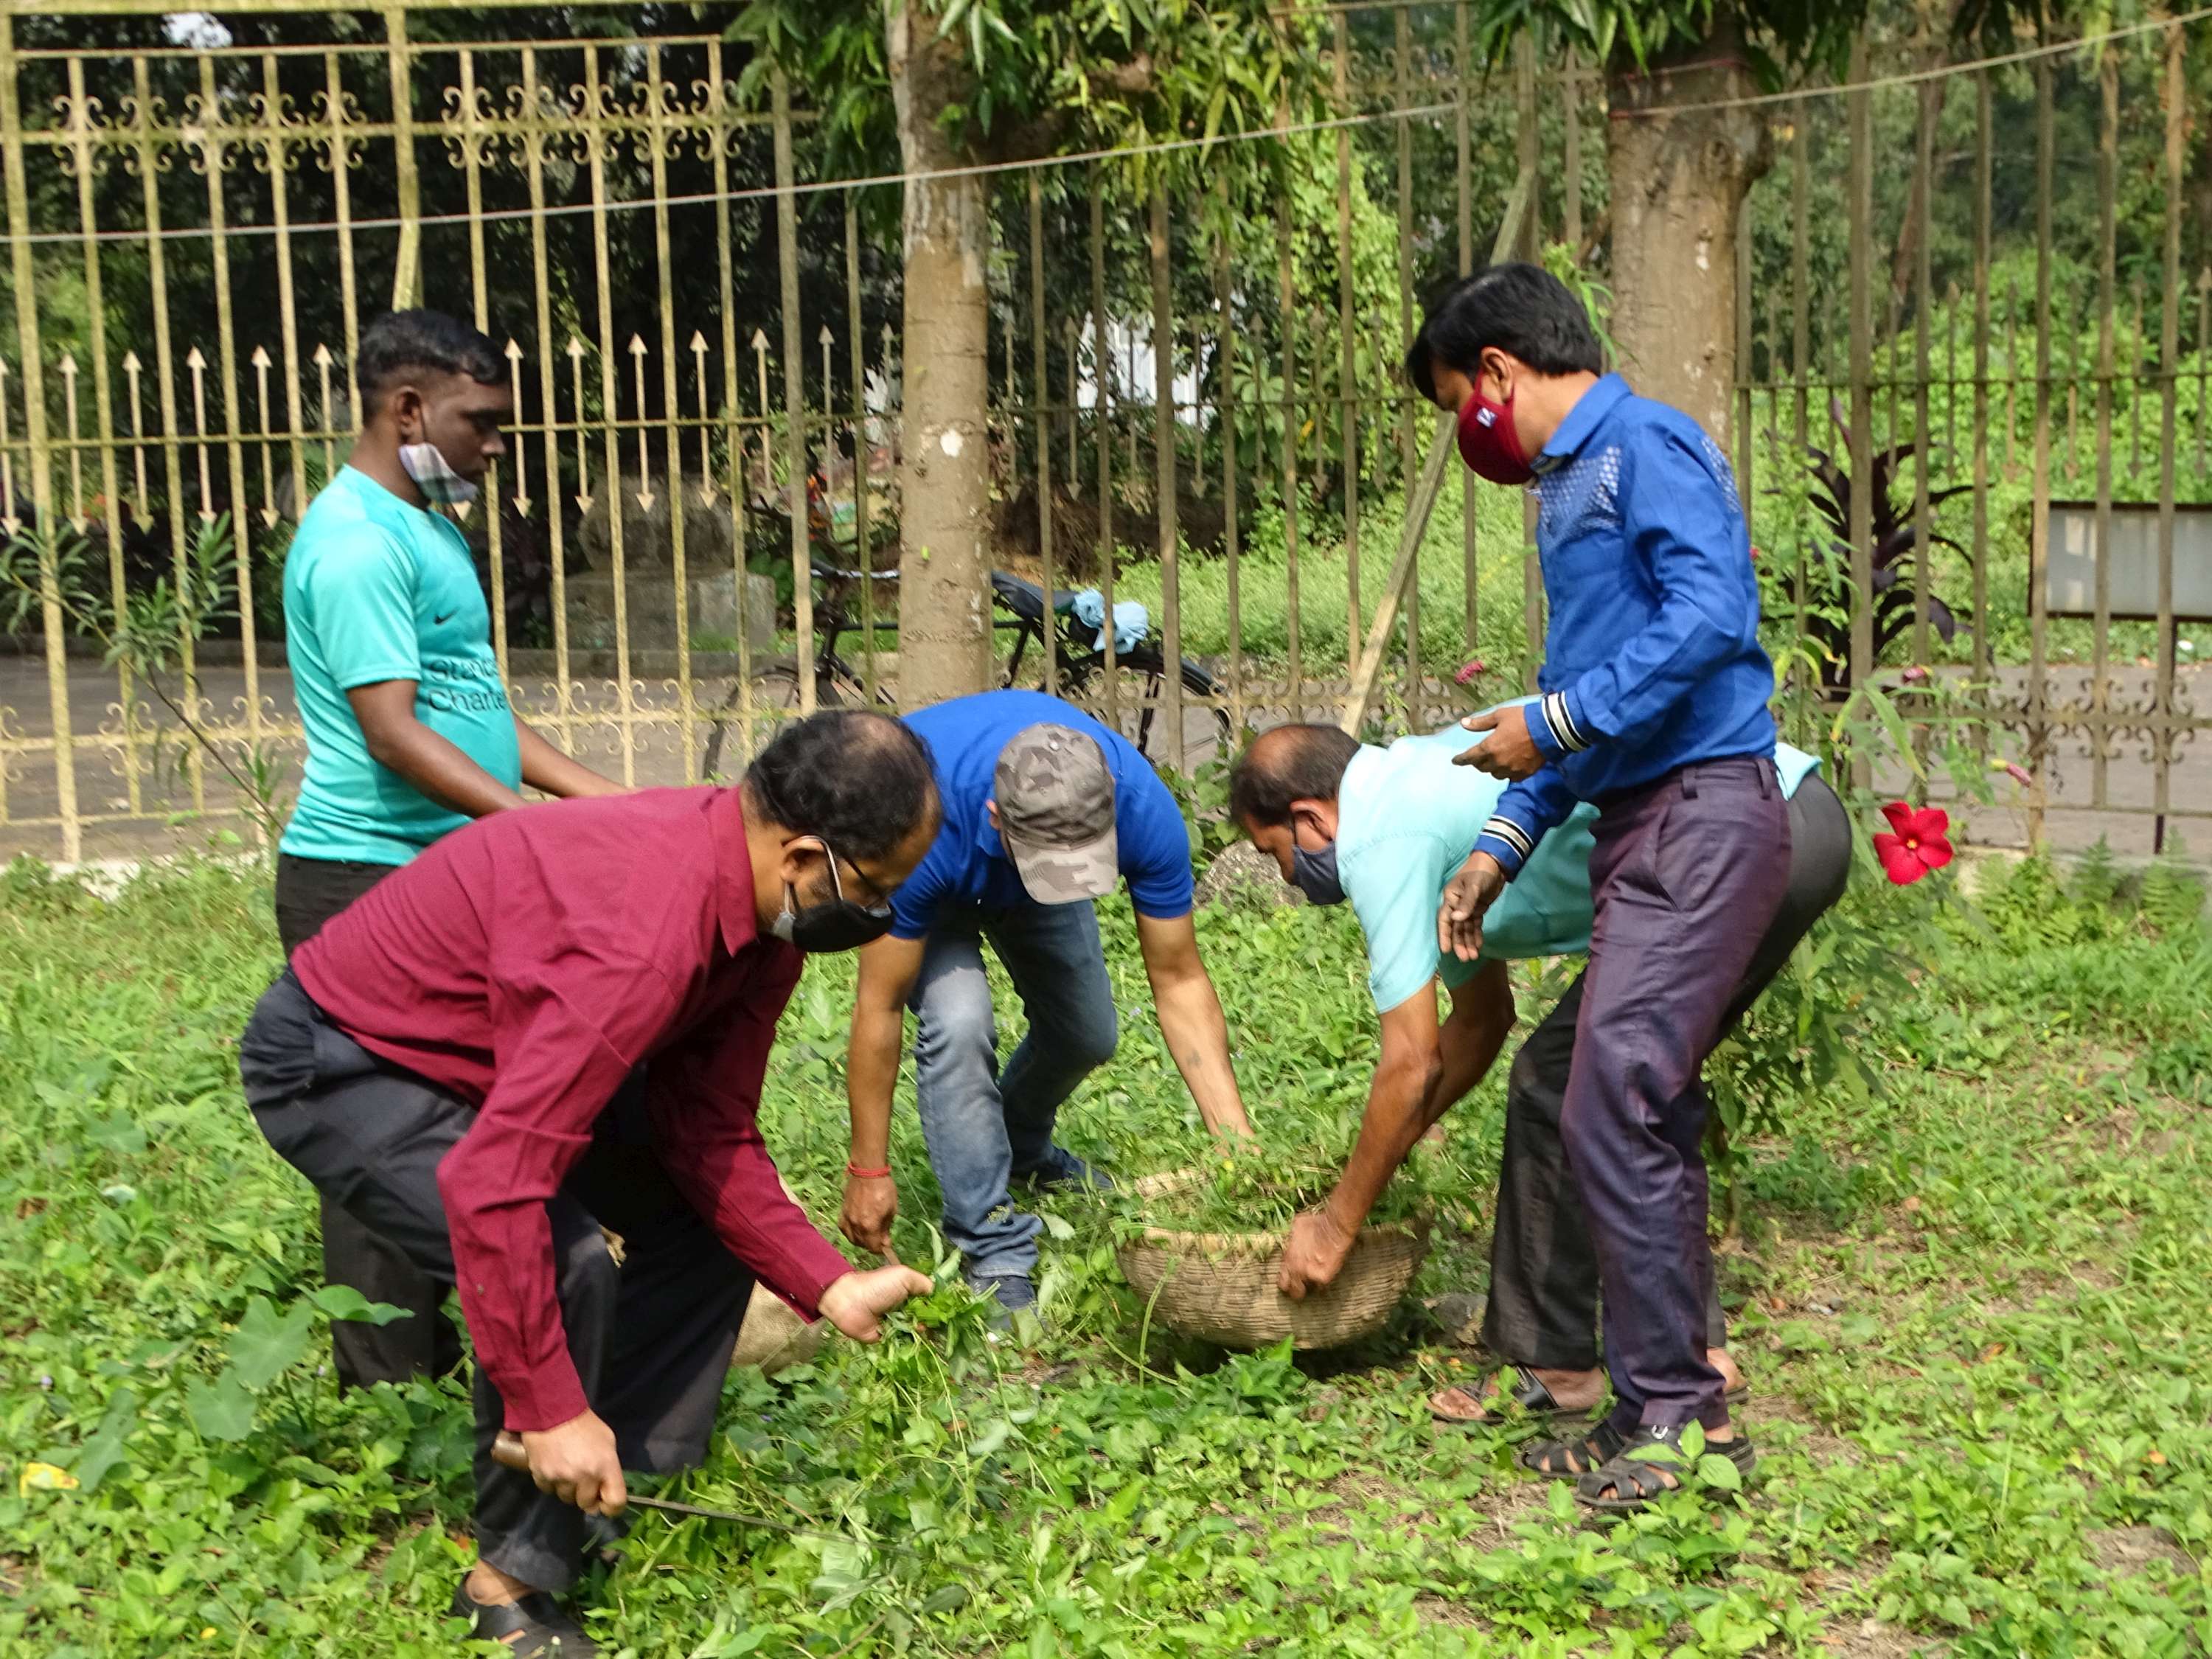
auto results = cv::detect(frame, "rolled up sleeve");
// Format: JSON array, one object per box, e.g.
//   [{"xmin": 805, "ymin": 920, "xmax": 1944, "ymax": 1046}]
[{"xmin": 644, "ymin": 959, "xmax": 852, "ymax": 1317}]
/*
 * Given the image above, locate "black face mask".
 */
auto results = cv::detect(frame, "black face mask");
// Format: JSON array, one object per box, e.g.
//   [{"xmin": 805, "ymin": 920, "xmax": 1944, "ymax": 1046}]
[
  {"xmin": 1290, "ymin": 838, "xmax": 1346, "ymax": 906},
  {"xmin": 772, "ymin": 840, "xmax": 896, "ymax": 953}
]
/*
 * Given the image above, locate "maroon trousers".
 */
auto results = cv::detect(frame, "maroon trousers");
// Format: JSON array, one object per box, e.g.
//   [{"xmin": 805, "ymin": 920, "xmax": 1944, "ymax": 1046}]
[{"xmin": 1565, "ymin": 754, "xmax": 1790, "ymax": 1434}]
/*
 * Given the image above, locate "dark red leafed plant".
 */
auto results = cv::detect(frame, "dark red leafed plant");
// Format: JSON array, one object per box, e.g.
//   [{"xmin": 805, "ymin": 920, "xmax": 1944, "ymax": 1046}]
[
  {"xmin": 1795, "ymin": 398, "xmax": 1972, "ymax": 692},
  {"xmin": 1874, "ymin": 801, "xmax": 1953, "ymax": 886}
]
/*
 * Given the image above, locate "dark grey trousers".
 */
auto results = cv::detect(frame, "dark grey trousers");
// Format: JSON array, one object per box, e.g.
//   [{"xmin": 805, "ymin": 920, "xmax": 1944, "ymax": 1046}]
[
  {"xmin": 239, "ymin": 971, "xmax": 754, "ymax": 1593},
  {"xmin": 274, "ymin": 852, "xmax": 464, "ymax": 1393},
  {"xmin": 1481, "ymin": 767, "xmax": 1849, "ymax": 1427}
]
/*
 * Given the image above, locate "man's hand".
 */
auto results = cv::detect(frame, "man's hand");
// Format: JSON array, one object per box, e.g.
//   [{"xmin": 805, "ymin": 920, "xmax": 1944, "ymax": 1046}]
[
  {"xmin": 818, "ymin": 1263, "xmax": 934, "ymax": 1342},
  {"xmin": 1279, "ymin": 1208, "xmax": 1356, "ymax": 1301},
  {"xmin": 1454, "ymin": 703, "xmax": 1543, "ymax": 782},
  {"xmin": 521, "ymin": 1410, "xmax": 627, "ymax": 1516},
  {"xmin": 840, "ymin": 1171, "xmax": 900, "ymax": 1258},
  {"xmin": 1438, "ymin": 851, "xmax": 1506, "ymax": 964}
]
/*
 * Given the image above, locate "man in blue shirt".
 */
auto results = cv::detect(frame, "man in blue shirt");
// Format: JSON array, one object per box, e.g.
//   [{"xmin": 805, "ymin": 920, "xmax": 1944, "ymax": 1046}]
[
  {"xmin": 1228, "ymin": 714, "xmax": 1848, "ymax": 1435},
  {"xmin": 1404, "ymin": 264, "xmax": 1790, "ymax": 1509},
  {"xmin": 278, "ymin": 309, "xmax": 622, "ymax": 1393},
  {"xmin": 840, "ymin": 690, "xmax": 1253, "ymax": 1318}
]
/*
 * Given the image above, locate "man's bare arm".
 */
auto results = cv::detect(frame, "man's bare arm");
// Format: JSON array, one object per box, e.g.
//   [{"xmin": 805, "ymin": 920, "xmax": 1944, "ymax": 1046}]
[
  {"xmin": 347, "ymin": 680, "xmax": 525, "ymax": 818},
  {"xmin": 1135, "ymin": 910, "xmax": 1253, "ymax": 1138},
  {"xmin": 1345, "ymin": 961, "xmax": 1520, "ymax": 1216},
  {"xmin": 840, "ymin": 934, "xmax": 926, "ymax": 1257},
  {"xmin": 514, "ymin": 716, "xmax": 625, "ymax": 799}
]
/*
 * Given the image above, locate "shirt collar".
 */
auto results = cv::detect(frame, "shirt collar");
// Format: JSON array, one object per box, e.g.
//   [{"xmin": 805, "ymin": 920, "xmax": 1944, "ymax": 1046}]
[
  {"xmin": 1532, "ymin": 373, "xmax": 1631, "ymax": 475},
  {"xmin": 712, "ymin": 787, "xmax": 762, "ymax": 956}
]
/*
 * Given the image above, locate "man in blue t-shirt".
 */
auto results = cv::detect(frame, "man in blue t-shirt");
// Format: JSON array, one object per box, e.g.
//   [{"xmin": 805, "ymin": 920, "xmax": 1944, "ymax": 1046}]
[
  {"xmin": 277, "ymin": 309, "xmax": 622, "ymax": 1393},
  {"xmin": 841, "ymin": 690, "xmax": 1253, "ymax": 1317},
  {"xmin": 1230, "ymin": 712, "xmax": 1849, "ymax": 1436}
]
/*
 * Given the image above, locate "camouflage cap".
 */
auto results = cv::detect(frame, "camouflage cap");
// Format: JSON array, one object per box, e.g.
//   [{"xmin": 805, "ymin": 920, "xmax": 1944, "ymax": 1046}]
[{"xmin": 994, "ymin": 723, "xmax": 1118, "ymax": 904}]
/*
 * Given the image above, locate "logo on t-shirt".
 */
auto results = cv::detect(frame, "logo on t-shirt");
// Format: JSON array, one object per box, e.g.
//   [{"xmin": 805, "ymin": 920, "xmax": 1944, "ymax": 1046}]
[{"xmin": 420, "ymin": 653, "xmax": 511, "ymax": 716}]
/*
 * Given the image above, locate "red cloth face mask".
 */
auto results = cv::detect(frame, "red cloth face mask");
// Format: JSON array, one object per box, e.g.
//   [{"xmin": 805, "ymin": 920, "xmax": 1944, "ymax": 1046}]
[{"xmin": 1455, "ymin": 384, "xmax": 1534, "ymax": 486}]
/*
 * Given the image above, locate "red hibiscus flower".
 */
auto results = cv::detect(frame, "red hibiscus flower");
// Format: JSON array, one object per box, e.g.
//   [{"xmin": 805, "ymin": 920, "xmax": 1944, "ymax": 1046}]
[
  {"xmin": 1453, "ymin": 658, "xmax": 1489, "ymax": 686},
  {"xmin": 1874, "ymin": 802, "xmax": 1953, "ymax": 886}
]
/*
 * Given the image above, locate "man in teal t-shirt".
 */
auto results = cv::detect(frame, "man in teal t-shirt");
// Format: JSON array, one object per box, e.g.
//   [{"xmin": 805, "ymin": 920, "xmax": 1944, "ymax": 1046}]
[
  {"xmin": 1228, "ymin": 704, "xmax": 1851, "ymax": 1423},
  {"xmin": 276, "ymin": 308, "xmax": 622, "ymax": 1394}
]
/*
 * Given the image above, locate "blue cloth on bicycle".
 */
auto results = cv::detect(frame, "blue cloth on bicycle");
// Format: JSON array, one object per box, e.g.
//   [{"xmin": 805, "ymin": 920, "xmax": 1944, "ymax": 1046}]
[
  {"xmin": 890, "ymin": 690, "xmax": 1194, "ymax": 939},
  {"xmin": 1069, "ymin": 590, "xmax": 1150, "ymax": 656}
]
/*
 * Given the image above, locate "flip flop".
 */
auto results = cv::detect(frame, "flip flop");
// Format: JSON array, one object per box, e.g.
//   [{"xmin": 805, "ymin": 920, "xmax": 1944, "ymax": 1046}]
[{"xmin": 1428, "ymin": 1368, "xmax": 1587, "ymax": 1427}]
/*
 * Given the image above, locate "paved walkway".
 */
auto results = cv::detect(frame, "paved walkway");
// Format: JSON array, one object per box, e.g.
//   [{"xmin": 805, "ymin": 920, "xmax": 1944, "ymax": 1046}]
[{"xmin": 2, "ymin": 655, "xmax": 2206, "ymax": 866}]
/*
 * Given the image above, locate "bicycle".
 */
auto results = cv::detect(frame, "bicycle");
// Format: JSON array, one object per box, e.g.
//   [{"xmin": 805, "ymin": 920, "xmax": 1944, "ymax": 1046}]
[{"xmin": 699, "ymin": 558, "xmax": 1232, "ymax": 778}]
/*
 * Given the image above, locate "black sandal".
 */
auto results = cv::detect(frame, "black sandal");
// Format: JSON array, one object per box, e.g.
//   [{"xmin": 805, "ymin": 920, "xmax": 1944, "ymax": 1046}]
[
  {"xmin": 1430, "ymin": 1368, "xmax": 1587, "ymax": 1427},
  {"xmin": 1575, "ymin": 1425, "xmax": 1757, "ymax": 1514},
  {"xmin": 1517, "ymin": 1418, "xmax": 1629, "ymax": 1479},
  {"xmin": 451, "ymin": 1580, "xmax": 600, "ymax": 1657}
]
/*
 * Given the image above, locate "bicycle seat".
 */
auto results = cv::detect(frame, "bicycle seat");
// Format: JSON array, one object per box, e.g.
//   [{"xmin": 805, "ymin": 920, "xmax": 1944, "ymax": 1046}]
[{"xmin": 989, "ymin": 570, "xmax": 1082, "ymax": 625}]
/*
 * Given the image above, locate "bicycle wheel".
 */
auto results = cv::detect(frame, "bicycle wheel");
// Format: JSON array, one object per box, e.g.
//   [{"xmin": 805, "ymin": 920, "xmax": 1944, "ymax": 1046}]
[
  {"xmin": 699, "ymin": 655, "xmax": 851, "ymax": 780},
  {"xmin": 1060, "ymin": 650, "xmax": 1235, "ymax": 768}
]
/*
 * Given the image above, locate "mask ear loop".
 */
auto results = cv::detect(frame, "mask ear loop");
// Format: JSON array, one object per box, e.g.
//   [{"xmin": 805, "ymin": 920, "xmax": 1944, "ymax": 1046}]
[{"xmin": 785, "ymin": 835, "xmax": 849, "ymax": 905}]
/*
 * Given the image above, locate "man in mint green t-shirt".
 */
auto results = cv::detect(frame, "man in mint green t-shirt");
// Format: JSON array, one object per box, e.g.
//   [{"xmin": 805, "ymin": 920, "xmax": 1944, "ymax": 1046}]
[
  {"xmin": 1228, "ymin": 704, "xmax": 1850, "ymax": 1423},
  {"xmin": 277, "ymin": 308, "xmax": 622, "ymax": 1393}
]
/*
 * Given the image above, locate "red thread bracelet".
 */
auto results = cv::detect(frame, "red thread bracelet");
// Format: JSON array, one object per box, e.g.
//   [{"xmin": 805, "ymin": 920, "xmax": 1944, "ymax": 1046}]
[{"xmin": 845, "ymin": 1162, "xmax": 892, "ymax": 1180}]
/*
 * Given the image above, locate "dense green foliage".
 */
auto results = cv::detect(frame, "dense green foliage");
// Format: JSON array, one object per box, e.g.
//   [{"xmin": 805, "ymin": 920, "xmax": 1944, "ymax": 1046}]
[{"xmin": 1, "ymin": 837, "xmax": 2207, "ymax": 1655}]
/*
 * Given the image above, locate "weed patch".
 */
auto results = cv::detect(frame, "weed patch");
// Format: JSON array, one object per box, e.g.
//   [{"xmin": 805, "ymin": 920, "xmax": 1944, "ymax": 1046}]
[{"xmin": 1, "ymin": 854, "xmax": 2208, "ymax": 1655}]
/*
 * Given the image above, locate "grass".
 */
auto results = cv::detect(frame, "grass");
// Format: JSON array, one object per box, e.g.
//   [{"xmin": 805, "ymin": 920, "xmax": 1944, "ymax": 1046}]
[{"xmin": 1, "ymin": 846, "xmax": 2210, "ymax": 1658}]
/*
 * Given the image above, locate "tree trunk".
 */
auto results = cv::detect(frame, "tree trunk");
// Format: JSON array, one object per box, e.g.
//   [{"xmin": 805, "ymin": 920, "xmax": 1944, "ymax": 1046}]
[
  {"xmin": 1605, "ymin": 30, "xmax": 1771, "ymax": 444},
  {"xmin": 888, "ymin": 5, "xmax": 992, "ymax": 702}
]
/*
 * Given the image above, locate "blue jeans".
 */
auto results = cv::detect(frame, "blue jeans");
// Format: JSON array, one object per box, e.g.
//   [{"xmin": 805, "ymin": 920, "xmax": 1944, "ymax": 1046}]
[{"xmin": 909, "ymin": 901, "xmax": 1119, "ymax": 1279}]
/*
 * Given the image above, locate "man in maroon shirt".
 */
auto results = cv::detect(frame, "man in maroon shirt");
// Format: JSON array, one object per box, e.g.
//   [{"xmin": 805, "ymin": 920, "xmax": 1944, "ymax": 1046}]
[{"xmin": 238, "ymin": 710, "xmax": 939, "ymax": 1656}]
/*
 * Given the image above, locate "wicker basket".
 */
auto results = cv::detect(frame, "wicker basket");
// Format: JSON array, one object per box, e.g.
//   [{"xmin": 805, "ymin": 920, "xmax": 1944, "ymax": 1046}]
[{"xmin": 1115, "ymin": 1171, "xmax": 1427, "ymax": 1350}]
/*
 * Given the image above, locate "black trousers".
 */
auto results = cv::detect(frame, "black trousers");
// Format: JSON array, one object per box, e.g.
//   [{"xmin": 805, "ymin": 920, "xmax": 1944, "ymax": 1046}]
[
  {"xmin": 1480, "ymin": 773, "xmax": 1854, "ymax": 1388},
  {"xmin": 274, "ymin": 852, "xmax": 465, "ymax": 1391},
  {"xmin": 239, "ymin": 970, "xmax": 754, "ymax": 1593}
]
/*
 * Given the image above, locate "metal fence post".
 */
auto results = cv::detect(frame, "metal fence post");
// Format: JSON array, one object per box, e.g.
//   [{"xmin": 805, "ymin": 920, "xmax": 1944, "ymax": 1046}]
[
  {"xmin": 773, "ymin": 69, "xmax": 813, "ymax": 718},
  {"xmin": 384, "ymin": 5, "xmax": 420, "ymax": 310},
  {"xmin": 1029, "ymin": 174, "xmax": 1056, "ymax": 698},
  {"xmin": 0, "ymin": 13, "xmax": 77, "ymax": 860},
  {"xmin": 2027, "ymin": 63, "xmax": 2055, "ymax": 849},
  {"xmin": 2154, "ymin": 32, "xmax": 2183, "ymax": 849},
  {"xmin": 1150, "ymin": 184, "xmax": 1182, "ymax": 773},
  {"xmin": 1846, "ymin": 38, "xmax": 1874, "ymax": 793}
]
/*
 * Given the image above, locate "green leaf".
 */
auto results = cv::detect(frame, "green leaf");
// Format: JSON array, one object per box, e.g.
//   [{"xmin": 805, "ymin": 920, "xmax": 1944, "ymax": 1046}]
[
  {"xmin": 1678, "ymin": 1419, "xmax": 1705, "ymax": 1460},
  {"xmin": 920, "ymin": 1584, "xmax": 968, "ymax": 1615},
  {"xmin": 226, "ymin": 1295, "xmax": 316, "ymax": 1391},
  {"xmin": 310, "ymin": 1284, "xmax": 413, "ymax": 1328},
  {"xmin": 74, "ymin": 1387, "xmax": 140, "ymax": 1495},
  {"xmin": 1696, "ymin": 1453, "xmax": 1744, "ymax": 1491},
  {"xmin": 967, "ymin": 1417, "xmax": 1013, "ymax": 1458},
  {"xmin": 84, "ymin": 1110, "xmax": 147, "ymax": 1159},
  {"xmin": 185, "ymin": 1374, "xmax": 256, "ymax": 1443}
]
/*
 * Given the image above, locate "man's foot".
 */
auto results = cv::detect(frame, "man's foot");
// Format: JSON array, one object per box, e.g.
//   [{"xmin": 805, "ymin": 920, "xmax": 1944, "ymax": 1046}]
[
  {"xmin": 1429, "ymin": 1365, "xmax": 1604, "ymax": 1425},
  {"xmin": 1576, "ymin": 1423, "xmax": 1755, "ymax": 1513},
  {"xmin": 1431, "ymin": 1350, "xmax": 1746, "ymax": 1425},
  {"xmin": 451, "ymin": 1576, "xmax": 599, "ymax": 1656},
  {"xmin": 1013, "ymin": 1145, "xmax": 1113, "ymax": 1193},
  {"xmin": 965, "ymin": 1271, "xmax": 1038, "ymax": 1329}
]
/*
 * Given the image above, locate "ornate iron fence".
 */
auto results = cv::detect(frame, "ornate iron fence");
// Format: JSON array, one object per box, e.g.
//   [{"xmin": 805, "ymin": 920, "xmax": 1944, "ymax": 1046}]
[{"xmin": 0, "ymin": 0, "xmax": 2204, "ymax": 866}]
